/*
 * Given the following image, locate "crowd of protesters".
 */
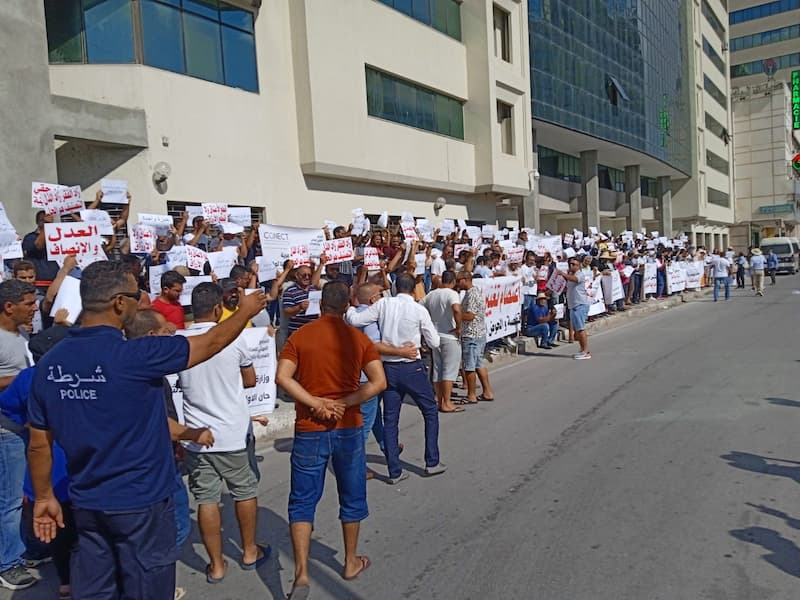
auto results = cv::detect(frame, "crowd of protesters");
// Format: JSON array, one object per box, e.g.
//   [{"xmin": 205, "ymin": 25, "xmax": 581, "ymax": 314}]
[{"xmin": 0, "ymin": 190, "xmax": 776, "ymax": 598}]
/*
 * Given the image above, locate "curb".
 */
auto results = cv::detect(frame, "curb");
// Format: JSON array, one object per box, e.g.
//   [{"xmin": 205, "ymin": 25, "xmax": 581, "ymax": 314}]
[{"xmin": 254, "ymin": 287, "xmax": 714, "ymax": 444}]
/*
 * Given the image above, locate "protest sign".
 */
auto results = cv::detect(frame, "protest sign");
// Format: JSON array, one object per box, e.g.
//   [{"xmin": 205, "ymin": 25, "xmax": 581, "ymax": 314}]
[
  {"xmin": 185, "ymin": 205, "xmax": 204, "ymax": 222},
  {"xmin": 165, "ymin": 245, "xmax": 188, "ymax": 269},
  {"xmin": 414, "ymin": 253, "xmax": 426, "ymax": 275},
  {"xmin": 45, "ymin": 223, "xmax": 104, "ymax": 263},
  {"xmin": 482, "ymin": 224, "xmax": 497, "ymax": 239},
  {"xmin": 685, "ymin": 261, "xmax": 703, "ymax": 289},
  {"xmin": 138, "ymin": 213, "xmax": 173, "ymax": 235},
  {"xmin": 472, "ymin": 276, "xmax": 522, "ymax": 342},
  {"xmin": 666, "ymin": 263, "xmax": 686, "ymax": 294},
  {"xmin": 207, "ymin": 247, "xmax": 238, "ymax": 278},
  {"xmin": 601, "ymin": 270, "xmax": 624, "ymax": 302},
  {"xmin": 130, "ymin": 224, "xmax": 156, "ymax": 254},
  {"xmin": 100, "ymin": 179, "xmax": 128, "ymax": 204},
  {"xmin": 305, "ymin": 290, "xmax": 322, "ymax": 316},
  {"xmin": 401, "ymin": 223, "xmax": 418, "ymax": 242},
  {"xmin": 80, "ymin": 209, "xmax": 114, "ymax": 235},
  {"xmin": 227, "ymin": 207, "xmax": 252, "ymax": 227},
  {"xmin": 256, "ymin": 255, "xmax": 277, "ymax": 282},
  {"xmin": 585, "ymin": 275, "xmax": 606, "ymax": 316},
  {"xmin": 32, "ymin": 182, "xmax": 57, "ymax": 209},
  {"xmin": 546, "ymin": 270, "xmax": 566, "ymax": 296},
  {"xmin": 363, "ymin": 247, "xmax": 380, "ymax": 271},
  {"xmin": 289, "ymin": 245, "xmax": 310, "ymax": 267},
  {"xmin": 643, "ymin": 262, "xmax": 657, "ymax": 295},
  {"xmin": 321, "ymin": 238, "xmax": 354, "ymax": 264},
  {"xmin": 555, "ymin": 303, "xmax": 565, "ymax": 320},
  {"xmin": 48, "ymin": 186, "xmax": 83, "ymax": 217},
  {"xmin": 622, "ymin": 265, "xmax": 635, "ymax": 279},
  {"xmin": 239, "ymin": 328, "xmax": 277, "ymax": 416},
  {"xmin": 202, "ymin": 203, "xmax": 228, "ymax": 224},
  {"xmin": 219, "ymin": 221, "xmax": 244, "ymax": 234},
  {"xmin": 186, "ymin": 245, "xmax": 209, "ymax": 271},
  {"xmin": 50, "ymin": 275, "xmax": 82, "ymax": 324},
  {"xmin": 507, "ymin": 247, "xmax": 524, "ymax": 264},
  {"xmin": 258, "ymin": 224, "xmax": 324, "ymax": 273},
  {"xmin": 439, "ymin": 219, "xmax": 455, "ymax": 236},
  {"xmin": 0, "ymin": 202, "xmax": 22, "ymax": 258},
  {"xmin": 0, "ymin": 240, "xmax": 22, "ymax": 260},
  {"xmin": 179, "ymin": 276, "xmax": 212, "ymax": 306},
  {"xmin": 149, "ymin": 264, "xmax": 168, "ymax": 301}
]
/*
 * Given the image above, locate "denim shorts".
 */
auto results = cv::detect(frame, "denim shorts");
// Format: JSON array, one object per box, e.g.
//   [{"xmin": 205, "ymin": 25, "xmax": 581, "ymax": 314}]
[
  {"xmin": 570, "ymin": 303, "xmax": 590, "ymax": 332},
  {"xmin": 288, "ymin": 428, "xmax": 367, "ymax": 524},
  {"xmin": 462, "ymin": 336, "xmax": 486, "ymax": 371}
]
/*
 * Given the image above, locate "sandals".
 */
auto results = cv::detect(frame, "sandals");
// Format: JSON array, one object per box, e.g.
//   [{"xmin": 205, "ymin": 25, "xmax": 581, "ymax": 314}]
[
  {"xmin": 478, "ymin": 395, "xmax": 495, "ymax": 402},
  {"xmin": 343, "ymin": 556, "xmax": 372, "ymax": 581},
  {"xmin": 206, "ymin": 560, "xmax": 228, "ymax": 584}
]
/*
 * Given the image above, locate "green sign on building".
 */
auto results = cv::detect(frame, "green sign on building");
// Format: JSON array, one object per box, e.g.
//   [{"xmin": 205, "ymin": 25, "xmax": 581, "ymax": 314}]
[
  {"xmin": 759, "ymin": 203, "xmax": 795, "ymax": 214},
  {"xmin": 792, "ymin": 70, "xmax": 800, "ymax": 131}
]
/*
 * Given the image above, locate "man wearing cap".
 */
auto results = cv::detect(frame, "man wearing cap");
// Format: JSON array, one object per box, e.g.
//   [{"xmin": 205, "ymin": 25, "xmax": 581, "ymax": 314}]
[
  {"xmin": 525, "ymin": 293, "xmax": 559, "ymax": 350},
  {"xmin": 749, "ymin": 247, "xmax": 767, "ymax": 296}
]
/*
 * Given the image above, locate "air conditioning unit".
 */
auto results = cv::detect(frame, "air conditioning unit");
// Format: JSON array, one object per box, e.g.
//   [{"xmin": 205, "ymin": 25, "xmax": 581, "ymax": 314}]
[{"xmin": 721, "ymin": 41, "xmax": 728, "ymax": 52}]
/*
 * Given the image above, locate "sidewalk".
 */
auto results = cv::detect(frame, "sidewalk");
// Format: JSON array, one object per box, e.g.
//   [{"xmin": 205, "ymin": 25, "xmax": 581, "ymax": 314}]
[{"xmin": 254, "ymin": 287, "xmax": 712, "ymax": 444}]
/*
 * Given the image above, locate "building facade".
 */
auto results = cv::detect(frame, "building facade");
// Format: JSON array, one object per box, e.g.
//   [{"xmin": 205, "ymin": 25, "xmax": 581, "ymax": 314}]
[
  {"xmin": 727, "ymin": 0, "xmax": 800, "ymax": 248},
  {"xmin": 0, "ymin": 0, "xmax": 532, "ymax": 233},
  {"xmin": 528, "ymin": 0, "xmax": 734, "ymax": 248}
]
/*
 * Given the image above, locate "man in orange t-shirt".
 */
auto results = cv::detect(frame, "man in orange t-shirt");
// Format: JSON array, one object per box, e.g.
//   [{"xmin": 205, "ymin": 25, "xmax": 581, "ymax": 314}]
[{"xmin": 276, "ymin": 281, "xmax": 386, "ymax": 600}]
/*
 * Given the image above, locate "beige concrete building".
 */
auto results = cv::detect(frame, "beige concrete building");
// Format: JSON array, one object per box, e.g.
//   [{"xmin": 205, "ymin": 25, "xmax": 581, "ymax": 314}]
[
  {"xmin": 730, "ymin": 80, "xmax": 800, "ymax": 247},
  {"xmin": 1, "ymin": 0, "xmax": 532, "ymax": 234}
]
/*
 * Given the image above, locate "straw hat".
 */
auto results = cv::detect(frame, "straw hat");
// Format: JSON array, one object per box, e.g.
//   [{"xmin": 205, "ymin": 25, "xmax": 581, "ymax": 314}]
[
  {"xmin": 536, "ymin": 292, "xmax": 548, "ymax": 300},
  {"xmin": 751, "ymin": 248, "xmax": 762, "ymax": 255}
]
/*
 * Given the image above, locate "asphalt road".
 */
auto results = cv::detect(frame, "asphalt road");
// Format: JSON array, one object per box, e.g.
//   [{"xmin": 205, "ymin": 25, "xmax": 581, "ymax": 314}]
[{"xmin": 14, "ymin": 275, "xmax": 800, "ymax": 600}]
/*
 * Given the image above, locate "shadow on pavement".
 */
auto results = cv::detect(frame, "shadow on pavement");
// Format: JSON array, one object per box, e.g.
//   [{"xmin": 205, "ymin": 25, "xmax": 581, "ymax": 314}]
[
  {"xmin": 765, "ymin": 397, "xmax": 800, "ymax": 408},
  {"xmin": 730, "ymin": 526, "xmax": 800, "ymax": 578},
  {"xmin": 745, "ymin": 502, "xmax": 800, "ymax": 531},
  {"xmin": 720, "ymin": 451, "xmax": 800, "ymax": 484}
]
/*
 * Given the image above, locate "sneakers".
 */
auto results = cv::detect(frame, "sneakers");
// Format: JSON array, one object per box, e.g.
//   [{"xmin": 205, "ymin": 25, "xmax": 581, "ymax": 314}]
[
  {"xmin": 424, "ymin": 463, "xmax": 447, "ymax": 476},
  {"xmin": 573, "ymin": 352, "xmax": 591, "ymax": 360},
  {"xmin": 387, "ymin": 471, "xmax": 409, "ymax": 485},
  {"xmin": 21, "ymin": 553, "xmax": 52, "ymax": 568},
  {"xmin": 0, "ymin": 565, "xmax": 36, "ymax": 590}
]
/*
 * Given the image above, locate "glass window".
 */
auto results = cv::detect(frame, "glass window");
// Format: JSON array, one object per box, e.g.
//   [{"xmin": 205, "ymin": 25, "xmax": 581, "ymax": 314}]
[
  {"xmin": 183, "ymin": 11, "xmax": 223, "ymax": 84},
  {"xmin": 183, "ymin": 0, "xmax": 219, "ymax": 20},
  {"xmin": 411, "ymin": 0, "xmax": 431, "ymax": 23},
  {"xmin": 141, "ymin": 0, "xmax": 185, "ymax": 73},
  {"xmin": 497, "ymin": 101, "xmax": 514, "ymax": 154},
  {"xmin": 446, "ymin": 0, "xmax": 461, "ymax": 40},
  {"xmin": 45, "ymin": 0, "xmax": 83, "ymax": 63},
  {"xmin": 493, "ymin": 5, "xmax": 511, "ymax": 62},
  {"xmin": 364, "ymin": 67, "xmax": 464, "ymax": 139},
  {"xmin": 84, "ymin": 0, "xmax": 135, "ymax": 63},
  {"xmin": 707, "ymin": 187, "xmax": 730, "ymax": 207},
  {"xmin": 220, "ymin": 4, "xmax": 254, "ymax": 32},
  {"xmin": 706, "ymin": 150, "xmax": 729, "ymax": 174},
  {"xmin": 221, "ymin": 25, "xmax": 258, "ymax": 92},
  {"xmin": 378, "ymin": 0, "xmax": 461, "ymax": 41}
]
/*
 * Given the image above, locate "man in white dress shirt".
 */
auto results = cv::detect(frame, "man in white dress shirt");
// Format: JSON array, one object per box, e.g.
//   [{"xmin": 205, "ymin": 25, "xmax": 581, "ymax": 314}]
[{"xmin": 345, "ymin": 274, "xmax": 446, "ymax": 484}]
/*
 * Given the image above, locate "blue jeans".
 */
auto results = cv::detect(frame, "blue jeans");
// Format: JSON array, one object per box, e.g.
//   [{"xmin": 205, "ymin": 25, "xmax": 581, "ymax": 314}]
[
  {"xmin": 382, "ymin": 361, "xmax": 440, "ymax": 479},
  {"xmin": 288, "ymin": 429, "xmax": 367, "ymax": 524},
  {"xmin": 526, "ymin": 322, "xmax": 558, "ymax": 346},
  {"xmin": 172, "ymin": 467, "xmax": 190, "ymax": 548},
  {"xmin": 361, "ymin": 396, "xmax": 377, "ymax": 444},
  {"xmin": 656, "ymin": 270, "xmax": 666, "ymax": 297},
  {"xmin": 714, "ymin": 276, "xmax": 731, "ymax": 301},
  {"xmin": 0, "ymin": 429, "xmax": 26, "ymax": 572},
  {"xmin": 632, "ymin": 272, "xmax": 642, "ymax": 303}
]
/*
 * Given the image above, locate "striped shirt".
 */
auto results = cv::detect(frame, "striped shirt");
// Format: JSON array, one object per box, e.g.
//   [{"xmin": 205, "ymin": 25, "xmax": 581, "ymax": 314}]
[{"xmin": 282, "ymin": 284, "xmax": 318, "ymax": 335}]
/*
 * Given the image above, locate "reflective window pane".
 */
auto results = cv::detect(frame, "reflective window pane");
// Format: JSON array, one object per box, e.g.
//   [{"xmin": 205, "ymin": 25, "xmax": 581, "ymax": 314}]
[
  {"xmin": 184, "ymin": 12, "xmax": 223, "ymax": 83},
  {"xmin": 221, "ymin": 25, "xmax": 258, "ymax": 91},
  {"xmin": 45, "ymin": 0, "xmax": 83, "ymax": 63},
  {"xmin": 183, "ymin": 0, "xmax": 219, "ymax": 20},
  {"xmin": 142, "ymin": 0, "xmax": 185, "ymax": 73},
  {"xmin": 84, "ymin": 0, "xmax": 135, "ymax": 63},
  {"xmin": 220, "ymin": 2, "xmax": 254, "ymax": 32}
]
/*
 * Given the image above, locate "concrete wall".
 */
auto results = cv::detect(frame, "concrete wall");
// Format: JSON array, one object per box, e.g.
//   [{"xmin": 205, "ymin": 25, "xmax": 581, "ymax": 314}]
[
  {"xmin": 0, "ymin": 0, "xmax": 57, "ymax": 231},
  {"xmin": 40, "ymin": 0, "xmax": 534, "ymax": 230}
]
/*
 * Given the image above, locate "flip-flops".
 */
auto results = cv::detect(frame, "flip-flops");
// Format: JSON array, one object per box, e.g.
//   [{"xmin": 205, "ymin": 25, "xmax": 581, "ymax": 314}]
[
  {"xmin": 343, "ymin": 556, "xmax": 372, "ymax": 581},
  {"xmin": 206, "ymin": 560, "xmax": 228, "ymax": 584},
  {"xmin": 242, "ymin": 544, "xmax": 271, "ymax": 570},
  {"xmin": 478, "ymin": 395, "xmax": 495, "ymax": 402},
  {"xmin": 287, "ymin": 584, "xmax": 310, "ymax": 599},
  {"xmin": 439, "ymin": 406, "xmax": 465, "ymax": 413}
]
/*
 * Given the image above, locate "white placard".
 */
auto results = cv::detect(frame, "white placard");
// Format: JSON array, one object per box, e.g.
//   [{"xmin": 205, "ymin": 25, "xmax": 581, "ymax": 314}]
[
  {"xmin": 289, "ymin": 245, "xmax": 311, "ymax": 267},
  {"xmin": 414, "ymin": 253, "xmax": 426, "ymax": 275},
  {"xmin": 507, "ymin": 247, "xmax": 524, "ymax": 264},
  {"xmin": 601, "ymin": 270, "xmax": 625, "ymax": 302},
  {"xmin": 0, "ymin": 240, "xmax": 23, "ymax": 260},
  {"xmin": 363, "ymin": 247, "xmax": 380, "ymax": 271},
  {"xmin": 258, "ymin": 224, "xmax": 325, "ymax": 274},
  {"xmin": 44, "ymin": 223, "xmax": 104, "ymax": 263},
  {"xmin": 585, "ymin": 275, "xmax": 606, "ymax": 316},
  {"xmin": 149, "ymin": 264, "xmax": 168, "ymax": 301},
  {"xmin": 165, "ymin": 246, "xmax": 188, "ymax": 269},
  {"xmin": 256, "ymin": 256, "xmax": 277, "ymax": 282},
  {"xmin": 643, "ymin": 263, "xmax": 657, "ymax": 295},
  {"xmin": 186, "ymin": 245, "xmax": 209, "ymax": 271},
  {"xmin": 321, "ymin": 238, "xmax": 354, "ymax": 264},
  {"xmin": 130, "ymin": 224, "xmax": 157, "ymax": 254},
  {"xmin": 50, "ymin": 275, "xmax": 82, "ymax": 324},
  {"xmin": 472, "ymin": 276, "xmax": 522, "ymax": 342},
  {"xmin": 240, "ymin": 328, "xmax": 277, "ymax": 415},
  {"xmin": 206, "ymin": 247, "xmax": 238, "ymax": 278},
  {"xmin": 48, "ymin": 186, "xmax": 84, "ymax": 217},
  {"xmin": 546, "ymin": 270, "xmax": 566, "ymax": 295},
  {"xmin": 179, "ymin": 276, "xmax": 212, "ymax": 306},
  {"xmin": 219, "ymin": 221, "xmax": 244, "ymax": 235},
  {"xmin": 100, "ymin": 179, "xmax": 128, "ymax": 204},
  {"xmin": 227, "ymin": 207, "xmax": 252, "ymax": 227},
  {"xmin": 80, "ymin": 209, "xmax": 114, "ymax": 236},
  {"xmin": 138, "ymin": 213, "xmax": 173, "ymax": 235},
  {"xmin": 202, "ymin": 203, "xmax": 228, "ymax": 224},
  {"xmin": 305, "ymin": 289, "xmax": 322, "ymax": 316}
]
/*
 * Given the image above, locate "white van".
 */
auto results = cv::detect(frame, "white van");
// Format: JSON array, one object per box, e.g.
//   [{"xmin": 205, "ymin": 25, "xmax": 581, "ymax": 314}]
[{"xmin": 760, "ymin": 237, "xmax": 799, "ymax": 274}]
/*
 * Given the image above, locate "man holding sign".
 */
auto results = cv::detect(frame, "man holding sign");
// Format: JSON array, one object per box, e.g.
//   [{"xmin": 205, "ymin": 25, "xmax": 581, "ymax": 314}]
[{"xmin": 557, "ymin": 258, "xmax": 591, "ymax": 360}]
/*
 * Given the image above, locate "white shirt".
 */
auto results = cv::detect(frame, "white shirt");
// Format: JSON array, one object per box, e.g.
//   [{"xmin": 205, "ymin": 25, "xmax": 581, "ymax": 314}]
[
  {"xmin": 420, "ymin": 287, "xmax": 460, "ymax": 340},
  {"xmin": 177, "ymin": 322, "xmax": 253, "ymax": 453},
  {"xmin": 430, "ymin": 257, "xmax": 446, "ymax": 277},
  {"xmin": 712, "ymin": 256, "xmax": 731, "ymax": 278},
  {"xmin": 345, "ymin": 294, "xmax": 440, "ymax": 362},
  {"xmin": 519, "ymin": 264, "xmax": 538, "ymax": 295}
]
